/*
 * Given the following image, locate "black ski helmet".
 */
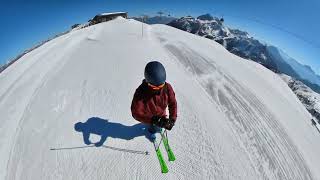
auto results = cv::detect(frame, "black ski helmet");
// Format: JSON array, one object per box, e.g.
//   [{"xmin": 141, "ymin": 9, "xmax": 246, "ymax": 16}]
[{"xmin": 144, "ymin": 61, "xmax": 166, "ymax": 86}]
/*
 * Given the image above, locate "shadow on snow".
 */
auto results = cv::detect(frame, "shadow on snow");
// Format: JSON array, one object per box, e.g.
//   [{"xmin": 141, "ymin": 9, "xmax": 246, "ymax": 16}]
[{"xmin": 50, "ymin": 117, "xmax": 152, "ymax": 155}]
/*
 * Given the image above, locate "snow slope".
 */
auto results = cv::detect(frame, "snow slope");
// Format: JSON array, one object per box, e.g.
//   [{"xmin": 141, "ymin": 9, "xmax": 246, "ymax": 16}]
[
  {"xmin": 1, "ymin": 17, "xmax": 320, "ymax": 180},
  {"xmin": 279, "ymin": 74, "xmax": 320, "ymax": 128}
]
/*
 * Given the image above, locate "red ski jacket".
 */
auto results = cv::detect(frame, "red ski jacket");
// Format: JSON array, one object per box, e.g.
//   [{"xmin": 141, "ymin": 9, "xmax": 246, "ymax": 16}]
[{"xmin": 131, "ymin": 80, "xmax": 177, "ymax": 124}]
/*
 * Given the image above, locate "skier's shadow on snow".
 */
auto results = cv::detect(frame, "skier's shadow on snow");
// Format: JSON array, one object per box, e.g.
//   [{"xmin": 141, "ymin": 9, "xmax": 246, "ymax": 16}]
[{"xmin": 74, "ymin": 117, "xmax": 152, "ymax": 147}]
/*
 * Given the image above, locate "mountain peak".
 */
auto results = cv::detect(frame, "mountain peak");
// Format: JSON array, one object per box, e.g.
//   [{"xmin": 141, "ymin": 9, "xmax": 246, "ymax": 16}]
[{"xmin": 197, "ymin": 13, "xmax": 214, "ymax": 21}]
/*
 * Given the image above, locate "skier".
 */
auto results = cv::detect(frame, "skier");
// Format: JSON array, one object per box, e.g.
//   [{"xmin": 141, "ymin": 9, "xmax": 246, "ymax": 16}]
[{"xmin": 131, "ymin": 61, "xmax": 177, "ymax": 141}]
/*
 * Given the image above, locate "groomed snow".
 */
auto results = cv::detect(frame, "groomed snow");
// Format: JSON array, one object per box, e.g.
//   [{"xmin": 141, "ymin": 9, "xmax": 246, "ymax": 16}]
[{"xmin": 1, "ymin": 17, "xmax": 320, "ymax": 180}]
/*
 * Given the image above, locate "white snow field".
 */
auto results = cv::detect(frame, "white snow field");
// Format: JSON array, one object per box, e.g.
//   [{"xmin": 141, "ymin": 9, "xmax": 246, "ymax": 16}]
[{"xmin": 1, "ymin": 17, "xmax": 320, "ymax": 180}]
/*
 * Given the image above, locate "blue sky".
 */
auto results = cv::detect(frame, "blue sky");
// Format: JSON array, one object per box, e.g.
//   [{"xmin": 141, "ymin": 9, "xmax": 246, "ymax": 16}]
[{"xmin": 0, "ymin": 0, "xmax": 319, "ymax": 73}]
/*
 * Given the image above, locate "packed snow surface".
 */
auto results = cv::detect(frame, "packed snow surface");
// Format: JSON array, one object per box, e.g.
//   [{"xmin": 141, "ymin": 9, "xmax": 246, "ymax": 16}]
[{"xmin": 1, "ymin": 17, "xmax": 320, "ymax": 180}]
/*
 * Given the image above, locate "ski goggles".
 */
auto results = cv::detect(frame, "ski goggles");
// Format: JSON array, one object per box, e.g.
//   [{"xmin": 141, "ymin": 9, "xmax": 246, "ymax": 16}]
[{"xmin": 147, "ymin": 82, "xmax": 165, "ymax": 90}]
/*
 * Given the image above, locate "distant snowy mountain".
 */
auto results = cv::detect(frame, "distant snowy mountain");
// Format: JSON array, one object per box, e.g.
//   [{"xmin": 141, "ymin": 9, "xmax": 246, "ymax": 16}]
[
  {"xmin": 167, "ymin": 14, "xmax": 320, "ymax": 93},
  {"xmin": 168, "ymin": 14, "xmax": 278, "ymax": 72},
  {"xmin": 132, "ymin": 16, "xmax": 177, "ymax": 25},
  {"xmin": 267, "ymin": 46, "xmax": 300, "ymax": 78},
  {"xmin": 268, "ymin": 46, "xmax": 320, "ymax": 91}
]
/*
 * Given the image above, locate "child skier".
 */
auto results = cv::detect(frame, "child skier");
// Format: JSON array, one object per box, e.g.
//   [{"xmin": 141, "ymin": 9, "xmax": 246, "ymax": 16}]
[{"xmin": 131, "ymin": 61, "xmax": 177, "ymax": 141}]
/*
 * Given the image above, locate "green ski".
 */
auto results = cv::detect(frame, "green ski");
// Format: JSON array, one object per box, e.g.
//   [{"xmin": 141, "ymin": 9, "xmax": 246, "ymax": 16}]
[
  {"xmin": 161, "ymin": 131, "xmax": 176, "ymax": 161},
  {"xmin": 151, "ymin": 129, "xmax": 175, "ymax": 173},
  {"xmin": 155, "ymin": 147, "xmax": 169, "ymax": 173}
]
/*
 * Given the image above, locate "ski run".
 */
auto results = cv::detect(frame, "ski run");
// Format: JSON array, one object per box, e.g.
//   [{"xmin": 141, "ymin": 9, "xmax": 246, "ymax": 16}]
[{"xmin": 1, "ymin": 17, "xmax": 320, "ymax": 179}]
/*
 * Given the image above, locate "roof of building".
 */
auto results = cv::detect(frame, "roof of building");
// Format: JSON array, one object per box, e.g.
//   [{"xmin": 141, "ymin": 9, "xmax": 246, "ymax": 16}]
[{"xmin": 97, "ymin": 12, "xmax": 127, "ymax": 17}]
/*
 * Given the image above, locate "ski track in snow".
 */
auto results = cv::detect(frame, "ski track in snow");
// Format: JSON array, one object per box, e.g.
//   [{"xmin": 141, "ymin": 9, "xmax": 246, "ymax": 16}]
[
  {"xmin": 1, "ymin": 18, "xmax": 319, "ymax": 180},
  {"xmin": 158, "ymin": 34, "xmax": 313, "ymax": 179}
]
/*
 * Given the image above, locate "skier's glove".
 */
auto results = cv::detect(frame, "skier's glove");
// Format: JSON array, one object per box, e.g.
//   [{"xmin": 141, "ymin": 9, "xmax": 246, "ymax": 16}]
[
  {"xmin": 151, "ymin": 116, "xmax": 167, "ymax": 128},
  {"xmin": 164, "ymin": 119, "xmax": 175, "ymax": 130}
]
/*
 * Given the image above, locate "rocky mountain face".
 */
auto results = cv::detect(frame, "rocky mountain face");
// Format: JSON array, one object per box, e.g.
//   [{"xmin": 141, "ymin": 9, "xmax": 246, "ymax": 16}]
[
  {"xmin": 168, "ymin": 14, "xmax": 278, "ymax": 72},
  {"xmin": 167, "ymin": 14, "xmax": 320, "ymax": 93}
]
